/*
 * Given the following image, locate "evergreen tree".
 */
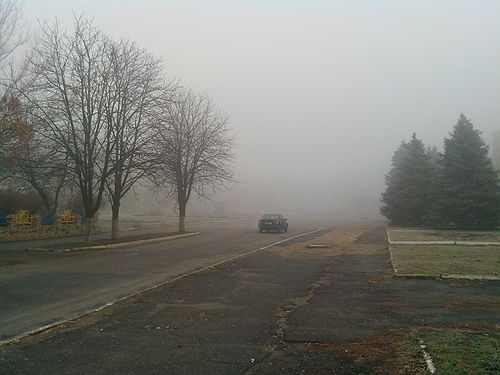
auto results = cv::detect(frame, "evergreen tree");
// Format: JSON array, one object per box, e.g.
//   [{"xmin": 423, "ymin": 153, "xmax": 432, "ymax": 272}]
[
  {"xmin": 381, "ymin": 133, "xmax": 435, "ymax": 225},
  {"xmin": 426, "ymin": 145, "xmax": 440, "ymax": 166},
  {"xmin": 431, "ymin": 114, "xmax": 500, "ymax": 228}
]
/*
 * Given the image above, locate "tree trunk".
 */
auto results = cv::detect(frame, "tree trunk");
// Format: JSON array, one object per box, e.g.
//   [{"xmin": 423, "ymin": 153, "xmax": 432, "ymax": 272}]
[
  {"xmin": 36, "ymin": 187, "xmax": 52, "ymax": 214},
  {"xmin": 84, "ymin": 217, "xmax": 93, "ymax": 243},
  {"xmin": 178, "ymin": 204, "xmax": 186, "ymax": 233},
  {"xmin": 111, "ymin": 199, "xmax": 120, "ymax": 240}
]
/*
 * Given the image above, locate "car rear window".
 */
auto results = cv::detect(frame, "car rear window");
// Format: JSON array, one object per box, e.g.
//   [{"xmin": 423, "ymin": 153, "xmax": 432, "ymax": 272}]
[{"xmin": 262, "ymin": 214, "xmax": 279, "ymax": 220}]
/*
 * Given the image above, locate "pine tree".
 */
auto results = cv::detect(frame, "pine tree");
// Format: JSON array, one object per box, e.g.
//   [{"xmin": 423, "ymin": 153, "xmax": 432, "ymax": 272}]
[
  {"xmin": 432, "ymin": 114, "xmax": 500, "ymax": 228},
  {"xmin": 381, "ymin": 133, "xmax": 435, "ymax": 225},
  {"xmin": 426, "ymin": 145, "xmax": 440, "ymax": 166}
]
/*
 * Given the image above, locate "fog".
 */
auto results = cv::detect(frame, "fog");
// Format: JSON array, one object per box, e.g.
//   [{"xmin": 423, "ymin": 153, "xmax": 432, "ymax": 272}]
[{"xmin": 24, "ymin": 0, "xmax": 500, "ymax": 219}]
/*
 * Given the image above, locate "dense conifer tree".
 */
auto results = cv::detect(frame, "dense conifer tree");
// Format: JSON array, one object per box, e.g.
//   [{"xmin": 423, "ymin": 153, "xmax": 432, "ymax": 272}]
[
  {"xmin": 430, "ymin": 114, "xmax": 500, "ymax": 228},
  {"xmin": 381, "ymin": 133, "xmax": 435, "ymax": 225}
]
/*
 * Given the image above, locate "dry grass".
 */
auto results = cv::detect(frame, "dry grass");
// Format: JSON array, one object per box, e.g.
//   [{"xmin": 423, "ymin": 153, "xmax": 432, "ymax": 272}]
[
  {"xmin": 269, "ymin": 227, "xmax": 387, "ymax": 262},
  {"xmin": 0, "ymin": 224, "xmax": 109, "ymax": 242},
  {"xmin": 391, "ymin": 245, "xmax": 500, "ymax": 276}
]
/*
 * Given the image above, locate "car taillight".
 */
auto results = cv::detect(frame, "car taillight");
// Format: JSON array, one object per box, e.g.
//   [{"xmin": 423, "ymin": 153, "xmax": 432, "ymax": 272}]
[{"xmin": 274, "ymin": 221, "xmax": 280, "ymax": 225}]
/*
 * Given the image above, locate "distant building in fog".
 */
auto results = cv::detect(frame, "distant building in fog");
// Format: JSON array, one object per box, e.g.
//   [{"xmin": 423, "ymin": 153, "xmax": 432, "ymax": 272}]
[{"xmin": 493, "ymin": 130, "xmax": 500, "ymax": 171}]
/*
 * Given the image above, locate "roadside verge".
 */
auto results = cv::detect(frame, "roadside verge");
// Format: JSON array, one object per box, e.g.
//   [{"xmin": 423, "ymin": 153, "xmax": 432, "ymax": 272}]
[
  {"xmin": 26, "ymin": 232, "xmax": 201, "ymax": 252},
  {"xmin": 387, "ymin": 228, "xmax": 500, "ymax": 280}
]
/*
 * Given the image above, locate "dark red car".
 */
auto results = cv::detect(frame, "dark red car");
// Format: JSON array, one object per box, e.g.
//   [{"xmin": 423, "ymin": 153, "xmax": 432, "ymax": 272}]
[{"xmin": 258, "ymin": 214, "xmax": 288, "ymax": 233}]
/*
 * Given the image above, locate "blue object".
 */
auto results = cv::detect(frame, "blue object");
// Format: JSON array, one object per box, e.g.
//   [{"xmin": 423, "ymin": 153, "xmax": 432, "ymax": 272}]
[
  {"xmin": 80, "ymin": 212, "xmax": 88, "ymax": 223},
  {"xmin": 41, "ymin": 211, "xmax": 56, "ymax": 225},
  {"xmin": 0, "ymin": 210, "xmax": 8, "ymax": 227}
]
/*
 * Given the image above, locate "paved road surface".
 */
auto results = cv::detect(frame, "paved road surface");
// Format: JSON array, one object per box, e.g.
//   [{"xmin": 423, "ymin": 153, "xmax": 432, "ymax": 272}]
[
  {"xmin": 0, "ymin": 216, "xmax": 328, "ymax": 342},
  {"xmin": 1, "ymin": 226, "xmax": 497, "ymax": 375}
]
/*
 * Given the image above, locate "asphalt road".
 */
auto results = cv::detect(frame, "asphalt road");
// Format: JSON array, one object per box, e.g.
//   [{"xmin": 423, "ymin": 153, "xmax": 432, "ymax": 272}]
[
  {"xmin": 0, "ymin": 216, "xmax": 328, "ymax": 343},
  {"xmin": 1, "ymin": 225, "xmax": 496, "ymax": 375}
]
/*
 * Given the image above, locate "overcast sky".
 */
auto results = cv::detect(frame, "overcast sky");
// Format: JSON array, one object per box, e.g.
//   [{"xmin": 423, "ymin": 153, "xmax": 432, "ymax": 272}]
[{"xmin": 23, "ymin": 0, "xmax": 500, "ymax": 218}]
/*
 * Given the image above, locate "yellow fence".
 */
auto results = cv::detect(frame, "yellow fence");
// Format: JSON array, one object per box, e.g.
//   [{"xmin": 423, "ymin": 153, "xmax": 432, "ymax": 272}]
[
  {"xmin": 59, "ymin": 210, "xmax": 77, "ymax": 225},
  {"xmin": 14, "ymin": 210, "xmax": 34, "ymax": 226}
]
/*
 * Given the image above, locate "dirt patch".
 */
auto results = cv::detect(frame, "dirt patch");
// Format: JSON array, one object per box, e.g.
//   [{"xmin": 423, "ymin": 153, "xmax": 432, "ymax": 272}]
[
  {"xmin": 375, "ymin": 301, "xmax": 409, "ymax": 308},
  {"xmin": 438, "ymin": 297, "xmax": 500, "ymax": 310},
  {"xmin": 269, "ymin": 227, "xmax": 384, "ymax": 260},
  {"xmin": 355, "ymin": 228, "xmax": 388, "ymax": 245},
  {"xmin": 269, "ymin": 229, "xmax": 343, "ymax": 259},
  {"xmin": 306, "ymin": 328, "xmax": 427, "ymax": 375},
  {"xmin": 247, "ymin": 329, "xmax": 426, "ymax": 375}
]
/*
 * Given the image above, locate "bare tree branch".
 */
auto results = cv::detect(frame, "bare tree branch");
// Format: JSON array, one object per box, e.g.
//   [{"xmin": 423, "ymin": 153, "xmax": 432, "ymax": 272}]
[
  {"xmin": 16, "ymin": 16, "xmax": 115, "ymax": 242},
  {"xmin": 0, "ymin": 0, "xmax": 28, "ymax": 150},
  {"xmin": 0, "ymin": 100, "xmax": 69, "ymax": 212},
  {"xmin": 104, "ymin": 37, "xmax": 177, "ymax": 239},
  {"xmin": 150, "ymin": 89, "xmax": 235, "ymax": 232},
  {"xmin": 0, "ymin": 0, "xmax": 26, "ymax": 69}
]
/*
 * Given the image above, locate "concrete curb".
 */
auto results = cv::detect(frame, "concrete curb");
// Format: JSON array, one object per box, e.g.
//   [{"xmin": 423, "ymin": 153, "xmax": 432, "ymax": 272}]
[
  {"xmin": 27, "ymin": 232, "xmax": 201, "ymax": 252},
  {"xmin": 387, "ymin": 246, "xmax": 398, "ymax": 273},
  {"xmin": 389, "ymin": 240, "xmax": 499, "ymax": 246},
  {"xmin": 2, "ymin": 228, "xmax": 325, "ymax": 347},
  {"xmin": 441, "ymin": 274, "xmax": 499, "ymax": 281},
  {"xmin": 393, "ymin": 273, "xmax": 499, "ymax": 281},
  {"xmin": 389, "ymin": 240, "xmax": 456, "ymax": 245}
]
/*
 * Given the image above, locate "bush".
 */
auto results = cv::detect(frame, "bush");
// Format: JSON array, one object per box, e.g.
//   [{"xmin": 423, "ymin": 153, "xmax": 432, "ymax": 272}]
[{"xmin": 0, "ymin": 189, "xmax": 45, "ymax": 215}]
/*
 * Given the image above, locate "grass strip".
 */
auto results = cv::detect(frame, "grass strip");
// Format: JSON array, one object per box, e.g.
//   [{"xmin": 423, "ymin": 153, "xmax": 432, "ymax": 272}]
[
  {"xmin": 390, "ymin": 245, "xmax": 500, "ymax": 276},
  {"xmin": 389, "ymin": 228, "xmax": 500, "ymax": 242}
]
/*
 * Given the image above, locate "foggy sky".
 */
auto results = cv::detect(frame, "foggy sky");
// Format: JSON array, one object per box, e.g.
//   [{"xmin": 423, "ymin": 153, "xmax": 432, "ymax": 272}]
[{"xmin": 23, "ymin": 0, "xmax": 500, "ymax": 218}]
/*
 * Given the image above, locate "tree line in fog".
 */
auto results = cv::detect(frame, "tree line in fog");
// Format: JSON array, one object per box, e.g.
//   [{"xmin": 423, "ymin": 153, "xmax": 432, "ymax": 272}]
[{"xmin": 0, "ymin": 1, "xmax": 235, "ymax": 241}]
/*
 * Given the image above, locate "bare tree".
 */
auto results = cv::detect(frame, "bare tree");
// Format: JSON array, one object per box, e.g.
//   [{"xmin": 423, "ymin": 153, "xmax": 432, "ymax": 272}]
[
  {"xmin": 0, "ymin": 96, "xmax": 29, "ymax": 200},
  {"xmin": 0, "ymin": 107, "xmax": 68, "ymax": 212},
  {"xmin": 0, "ymin": 0, "xmax": 25, "ymax": 71},
  {"xmin": 151, "ymin": 89, "xmax": 235, "ymax": 232},
  {"xmin": 104, "ymin": 38, "xmax": 174, "ymax": 239},
  {"xmin": 0, "ymin": 0, "xmax": 27, "ymax": 145},
  {"xmin": 18, "ymin": 17, "xmax": 115, "ymax": 242}
]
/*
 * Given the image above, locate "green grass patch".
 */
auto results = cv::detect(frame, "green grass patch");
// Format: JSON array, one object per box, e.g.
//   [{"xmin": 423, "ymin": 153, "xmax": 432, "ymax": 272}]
[
  {"xmin": 396, "ymin": 327, "xmax": 499, "ymax": 375},
  {"xmin": 389, "ymin": 228, "xmax": 500, "ymax": 242},
  {"xmin": 389, "ymin": 328, "xmax": 429, "ymax": 374},
  {"xmin": 391, "ymin": 245, "xmax": 500, "ymax": 276}
]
